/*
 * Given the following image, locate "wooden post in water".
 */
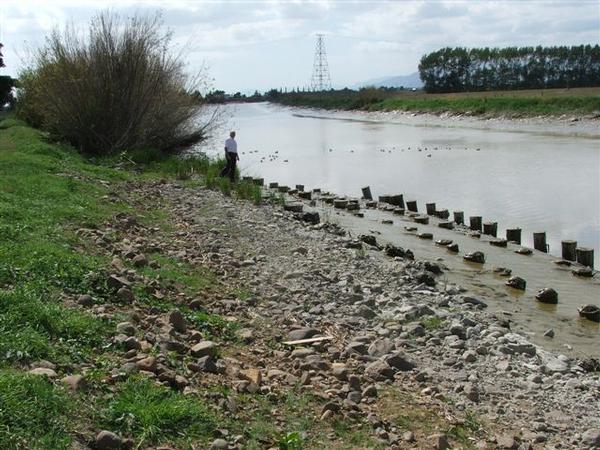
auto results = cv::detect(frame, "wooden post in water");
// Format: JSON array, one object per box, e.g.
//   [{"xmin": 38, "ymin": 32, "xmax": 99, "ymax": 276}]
[
  {"xmin": 483, "ymin": 222, "xmax": 498, "ymax": 237},
  {"xmin": 378, "ymin": 195, "xmax": 390, "ymax": 204},
  {"xmin": 361, "ymin": 186, "xmax": 373, "ymax": 200},
  {"xmin": 269, "ymin": 182, "xmax": 278, "ymax": 189},
  {"xmin": 561, "ymin": 240, "xmax": 577, "ymax": 261},
  {"xmin": 406, "ymin": 200, "xmax": 418, "ymax": 212},
  {"xmin": 469, "ymin": 216, "xmax": 482, "ymax": 232},
  {"xmin": 454, "ymin": 211, "xmax": 464, "ymax": 225},
  {"xmin": 295, "ymin": 184, "xmax": 304, "ymax": 192},
  {"xmin": 533, "ymin": 232, "xmax": 548, "ymax": 253},
  {"xmin": 576, "ymin": 247, "xmax": 594, "ymax": 269},
  {"xmin": 436, "ymin": 209, "xmax": 450, "ymax": 219},
  {"xmin": 426, "ymin": 203, "xmax": 436, "ymax": 215},
  {"xmin": 389, "ymin": 194, "xmax": 404, "ymax": 208},
  {"xmin": 506, "ymin": 228, "xmax": 522, "ymax": 245}
]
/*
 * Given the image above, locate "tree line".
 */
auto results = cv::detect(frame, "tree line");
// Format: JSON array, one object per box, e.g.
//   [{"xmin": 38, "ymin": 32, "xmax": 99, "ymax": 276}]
[{"xmin": 418, "ymin": 45, "xmax": 600, "ymax": 93}]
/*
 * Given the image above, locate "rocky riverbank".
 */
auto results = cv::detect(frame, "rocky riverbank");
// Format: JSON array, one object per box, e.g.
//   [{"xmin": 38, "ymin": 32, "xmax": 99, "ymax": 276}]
[{"xmin": 81, "ymin": 178, "xmax": 600, "ymax": 449}]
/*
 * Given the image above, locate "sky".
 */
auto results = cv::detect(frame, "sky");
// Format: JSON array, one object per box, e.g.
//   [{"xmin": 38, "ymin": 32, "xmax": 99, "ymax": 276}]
[{"xmin": 1, "ymin": 0, "xmax": 599, "ymax": 93}]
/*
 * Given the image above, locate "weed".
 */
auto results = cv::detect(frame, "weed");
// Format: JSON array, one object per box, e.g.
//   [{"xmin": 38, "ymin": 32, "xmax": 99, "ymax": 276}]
[
  {"xmin": 421, "ymin": 316, "xmax": 445, "ymax": 331},
  {"xmin": 102, "ymin": 377, "xmax": 216, "ymax": 447},
  {"xmin": 0, "ymin": 370, "xmax": 72, "ymax": 449},
  {"xmin": 278, "ymin": 431, "xmax": 303, "ymax": 450}
]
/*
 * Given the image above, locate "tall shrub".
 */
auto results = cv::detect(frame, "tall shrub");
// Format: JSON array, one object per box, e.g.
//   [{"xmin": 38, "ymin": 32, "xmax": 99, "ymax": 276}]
[{"xmin": 17, "ymin": 11, "xmax": 212, "ymax": 154}]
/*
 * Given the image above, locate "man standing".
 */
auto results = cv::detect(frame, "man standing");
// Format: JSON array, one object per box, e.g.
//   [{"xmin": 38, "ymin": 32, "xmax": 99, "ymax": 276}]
[{"xmin": 219, "ymin": 131, "xmax": 239, "ymax": 182}]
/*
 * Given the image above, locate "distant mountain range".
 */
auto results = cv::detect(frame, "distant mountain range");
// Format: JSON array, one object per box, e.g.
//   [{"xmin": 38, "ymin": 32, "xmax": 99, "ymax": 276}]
[{"xmin": 354, "ymin": 72, "xmax": 423, "ymax": 89}]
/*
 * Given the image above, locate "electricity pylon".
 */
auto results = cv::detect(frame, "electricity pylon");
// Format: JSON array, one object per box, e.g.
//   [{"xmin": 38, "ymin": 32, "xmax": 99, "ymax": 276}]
[{"xmin": 310, "ymin": 34, "xmax": 332, "ymax": 91}]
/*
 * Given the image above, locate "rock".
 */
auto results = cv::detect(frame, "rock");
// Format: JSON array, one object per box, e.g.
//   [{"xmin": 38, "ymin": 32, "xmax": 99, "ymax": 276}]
[
  {"xmin": 362, "ymin": 385, "xmax": 378, "ymax": 397},
  {"xmin": 507, "ymin": 342, "xmax": 536, "ymax": 356},
  {"xmin": 28, "ymin": 368, "xmax": 58, "ymax": 378},
  {"xmin": 116, "ymin": 287, "xmax": 134, "ymax": 303},
  {"xmin": 535, "ymin": 288, "xmax": 558, "ymax": 304},
  {"xmin": 447, "ymin": 243, "xmax": 459, "ymax": 253},
  {"xmin": 582, "ymin": 429, "xmax": 600, "ymax": 447},
  {"xmin": 116, "ymin": 322, "xmax": 136, "ymax": 336},
  {"xmin": 190, "ymin": 356, "xmax": 218, "ymax": 373},
  {"xmin": 496, "ymin": 434, "xmax": 518, "ymax": 449},
  {"xmin": 132, "ymin": 254, "xmax": 148, "ymax": 267},
  {"xmin": 463, "ymin": 251, "xmax": 485, "ymax": 264},
  {"xmin": 463, "ymin": 382, "xmax": 480, "ymax": 402},
  {"xmin": 190, "ymin": 341, "xmax": 217, "ymax": 358},
  {"xmin": 384, "ymin": 244, "xmax": 406, "ymax": 258},
  {"xmin": 365, "ymin": 360, "xmax": 395, "ymax": 380},
  {"xmin": 347, "ymin": 391, "xmax": 362, "ymax": 403},
  {"xmin": 77, "ymin": 294, "xmax": 94, "ymax": 306},
  {"xmin": 95, "ymin": 430, "xmax": 123, "ymax": 450},
  {"xmin": 300, "ymin": 212, "xmax": 320, "ymax": 224},
  {"xmin": 210, "ymin": 438, "xmax": 229, "ymax": 449},
  {"xmin": 287, "ymin": 327, "xmax": 319, "ymax": 341},
  {"xmin": 357, "ymin": 305, "xmax": 376, "ymax": 319},
  {"xmin": 321, "ymin": 402, "xmax": 341, "ymax": 414},
  {"xmin": 505, "ymin": 276, "xmax": 526, "ymax": 290},
  {"xmin": 462, "ymin": 350, "xmax": 477, "ymax": 363},
  {"xmin": 368, "ymin": 338, "xmax": 395, "ymax": 357},
  {"xmin": 385, "ymin": 352, "xmax": 416, "ymax": 371},
  {"xmin": 61, "ymin": 374, "xmax": 86, "ymax": 392},
  {"xmin": 543, "ymin": 329, "xmax": 555, "ymax": 338},
  {"xmin": 403, "ymin": 431, "xmax": 415, "ymax": 442},
  {"xmin": 136, "ymin": 356, "xmax": 157, "ymax": 373},
  {"xmin": 415, "ymin": 272, "xmax": 435, "ymax": 287},
  {"xmin": 239, "ymin": 369, "xmax": 262, "ymax": 385},
  {"xmin": 344, "ymin": 341, "xmax": 368, "ymax": 356},
  {"xmin": 107, "ymin": 275, "xmax": 130, "ymax": 290},
  {"xmin": 169, "ymin": 310, "xmax": 187, "ymax": 333},
  {"xmin": 572, "ymin": 266, "xmax": 593, "ymax": 277},
  {"xmin": 429, "ymin": 433, "xmax": 450, "ymax": 450},
  {"xmin": 123, "ymin": 336, "xmax": 141, "ymax": 351},
  {"xmin": 359, "ymin": 234, "xmax": 378, "ymax": 247}
]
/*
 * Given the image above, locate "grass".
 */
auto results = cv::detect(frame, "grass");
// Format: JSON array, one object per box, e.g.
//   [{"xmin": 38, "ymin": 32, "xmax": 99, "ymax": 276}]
[
  {"xmin": 0, "ymin": 370, "xmax": 72, "ymax": 450},
  {"xmin": 101, "ymin": 377, "xmax": 216, "ymax": 448},
  {"xmin": 273, "ymin": 86, "xmax": 600, "ymax": 117},
  {"xmin": 421, "ymin": 316, "xmax": 445, "ymax": 331},
  {"xmin": 0, "ymin": 117, "xmax": 263, "ymax": 447}
]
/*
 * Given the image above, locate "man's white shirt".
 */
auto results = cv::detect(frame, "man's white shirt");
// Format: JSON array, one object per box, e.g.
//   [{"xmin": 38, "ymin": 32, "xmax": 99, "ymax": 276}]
[{"xmin": 225, "ymin": 137, "xmax": 237, "ymax": 153}]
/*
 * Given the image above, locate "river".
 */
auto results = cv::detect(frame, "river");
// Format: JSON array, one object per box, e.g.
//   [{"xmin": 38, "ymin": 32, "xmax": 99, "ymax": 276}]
[{"xmin": 194, "ymin": 102, "xmax": 600, "ymax": 357}]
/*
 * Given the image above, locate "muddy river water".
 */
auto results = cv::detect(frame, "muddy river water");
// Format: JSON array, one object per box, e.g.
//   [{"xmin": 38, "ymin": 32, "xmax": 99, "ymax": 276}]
[{"xmin": 195, "ymin": 102, "xmax": 600, "ymax": 357}]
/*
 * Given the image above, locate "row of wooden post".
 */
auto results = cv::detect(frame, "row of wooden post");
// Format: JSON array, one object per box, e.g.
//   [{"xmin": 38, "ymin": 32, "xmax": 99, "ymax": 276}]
[{"xmin": 362, "ymin": 187, "xmax": 595, "ymax": 270}]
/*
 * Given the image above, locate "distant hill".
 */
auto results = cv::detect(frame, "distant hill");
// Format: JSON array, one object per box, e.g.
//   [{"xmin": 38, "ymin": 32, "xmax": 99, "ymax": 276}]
[{"xmin": 355, "ymin": 72, "xmax": 423, "ymax": 89}]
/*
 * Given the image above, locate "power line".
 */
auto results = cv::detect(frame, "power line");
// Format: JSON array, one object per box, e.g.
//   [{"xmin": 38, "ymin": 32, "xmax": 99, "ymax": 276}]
[{"xmin": 310, "ymin": 34, "xmax": 332, "ymax": 91}]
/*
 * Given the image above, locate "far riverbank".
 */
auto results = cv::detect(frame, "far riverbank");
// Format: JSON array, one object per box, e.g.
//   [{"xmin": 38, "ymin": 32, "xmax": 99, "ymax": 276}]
[{"xmin": 268, "ymin": 86, "xmax": 600, "ymax": 125}]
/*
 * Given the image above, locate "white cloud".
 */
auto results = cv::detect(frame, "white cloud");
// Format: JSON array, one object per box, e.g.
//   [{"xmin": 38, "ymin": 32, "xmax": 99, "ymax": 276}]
[{"xmin": 1, "ymin": 0, "xmax": 597, "ymax": 91}]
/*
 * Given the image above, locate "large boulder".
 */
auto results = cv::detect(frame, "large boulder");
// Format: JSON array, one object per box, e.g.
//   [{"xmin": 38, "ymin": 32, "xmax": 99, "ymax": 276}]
[
  {"xmin": 535, "ymin": 288, "xmax": 558, "ymax": 304},
  {"xmin": 463, "ymin": 251, "xmax": 485, "ymax": 264},
  {"xmin": 505, "ymin": 276, "xmax": 526, "ymax": 291}
]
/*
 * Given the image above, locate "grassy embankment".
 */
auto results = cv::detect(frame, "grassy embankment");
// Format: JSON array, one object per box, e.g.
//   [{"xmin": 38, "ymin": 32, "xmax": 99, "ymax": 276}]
[
  {"xmin": 0, "ymin": 117, "xmax": 489, "ymax": 449},
  {"xmin": 0, "ymin": 117, "xmax": 259, "ymax": 449},
  {"xmin": 274, "ymin": 86, "xmax": 600, "ymax": 117}
]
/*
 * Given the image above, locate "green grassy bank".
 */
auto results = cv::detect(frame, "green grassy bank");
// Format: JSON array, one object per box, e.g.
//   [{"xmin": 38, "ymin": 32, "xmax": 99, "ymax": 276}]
[
  {"xmin": 273, "ymin": 87, "xmax": 600, "ymax": 117},
  {"xmin": 0, "ymin": 117, "xmax": 261, "ymax": 449}
]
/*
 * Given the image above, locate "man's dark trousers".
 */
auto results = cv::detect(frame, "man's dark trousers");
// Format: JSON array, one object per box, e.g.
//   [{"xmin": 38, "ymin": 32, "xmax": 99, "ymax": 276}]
[{"xmin": 219, "ymin": 152, "xmax": 237, "ymax": 181}]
